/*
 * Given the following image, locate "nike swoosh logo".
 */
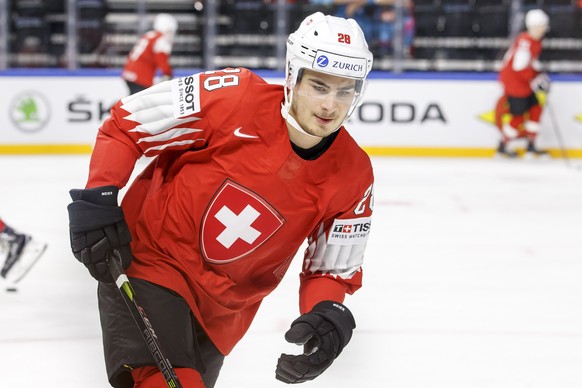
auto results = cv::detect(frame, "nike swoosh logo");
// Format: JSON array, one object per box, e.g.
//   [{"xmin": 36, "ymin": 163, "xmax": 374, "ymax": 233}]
[{"xmin": 234, "ymin": 127, "xmax": 258, "ymax": 139}]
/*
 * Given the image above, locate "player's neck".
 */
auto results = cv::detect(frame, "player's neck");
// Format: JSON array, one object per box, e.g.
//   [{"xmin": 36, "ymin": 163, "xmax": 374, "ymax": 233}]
[
  {"xmin": 281, "ymin": 103, "xmax": 323, "ymax": 148},
  {"xmin": 287, "ymin": 123, "xmax": 323, "ymax": 149}
]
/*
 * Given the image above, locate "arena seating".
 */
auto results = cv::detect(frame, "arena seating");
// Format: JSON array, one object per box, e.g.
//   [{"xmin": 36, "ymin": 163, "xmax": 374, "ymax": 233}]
[{"xmin": 5, "ymin": 0, "xmax": 582, "ymax": 71}]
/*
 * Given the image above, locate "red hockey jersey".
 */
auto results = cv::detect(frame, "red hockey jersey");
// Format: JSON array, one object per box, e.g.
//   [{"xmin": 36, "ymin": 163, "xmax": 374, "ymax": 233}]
[
  {"xmin": 86, "ymin": 68, "xmax": 374, "ymax": 355},
  {"xmin": 499, "ymin": 32, "xmax": 543, "ymax": 97},
  {"xmin": 122, "ymin": 30, "xmax": 173, "ymax": 88}
]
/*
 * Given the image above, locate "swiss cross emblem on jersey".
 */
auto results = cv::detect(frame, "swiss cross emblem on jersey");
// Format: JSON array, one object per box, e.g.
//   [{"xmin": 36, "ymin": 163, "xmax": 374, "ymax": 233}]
[{"xmin": 201, "ymin": 179, "xmax": 285, "ymax": 264}]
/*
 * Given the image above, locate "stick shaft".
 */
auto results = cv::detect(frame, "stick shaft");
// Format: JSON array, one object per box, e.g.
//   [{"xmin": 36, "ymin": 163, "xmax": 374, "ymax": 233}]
[
  {"xmin": 545, "ymin": 99, "xmax": 570, "ymax": 166},
  {"xmin": 108, "ymin": 250, "xmax": 183, "ymax": 388}
]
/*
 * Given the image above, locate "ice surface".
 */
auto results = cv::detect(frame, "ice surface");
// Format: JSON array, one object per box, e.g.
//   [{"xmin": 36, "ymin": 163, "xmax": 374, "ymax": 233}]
[{"xmin": 1, "ymin": 155, "xmax": 581, "ymax": 387}]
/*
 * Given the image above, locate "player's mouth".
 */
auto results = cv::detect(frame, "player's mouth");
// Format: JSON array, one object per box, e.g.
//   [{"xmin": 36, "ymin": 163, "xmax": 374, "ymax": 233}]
[{"xmin": 315, "ymin": 115, "xmax": 334, "ymax": 125}]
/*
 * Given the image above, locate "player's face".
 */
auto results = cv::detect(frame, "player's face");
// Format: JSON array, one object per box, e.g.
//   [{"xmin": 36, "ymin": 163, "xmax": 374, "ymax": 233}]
[
  {"xmin": 290, "ymin": 69, "xmax": 356, "ymax": 138},
  {"xmin": 529, "ymin": 25, "xmax": 548, "ymax": 40}
]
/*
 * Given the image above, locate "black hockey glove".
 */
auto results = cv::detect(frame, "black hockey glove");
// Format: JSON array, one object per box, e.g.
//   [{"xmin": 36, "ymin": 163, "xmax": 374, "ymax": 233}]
[
  {"xmin": 67, "ymin": 186, "xmax": 132, "ymax": 283},
  {"xmin": 276, "ymin": 301, "xmax": 356, "ymax": 384}
]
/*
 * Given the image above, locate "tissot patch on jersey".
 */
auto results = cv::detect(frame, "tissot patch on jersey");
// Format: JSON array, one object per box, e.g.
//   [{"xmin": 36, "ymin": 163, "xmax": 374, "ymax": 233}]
[
  {"xmin": 172, "ymin": 75, "xmax": 201, "ymax": 118},
  {"xmin": 201, "ymin": 180, "xmax": 285, "ymax": 264},
  {"xmin": 328, "ymin": 217, "xmax": 371, "ymax": 246}
]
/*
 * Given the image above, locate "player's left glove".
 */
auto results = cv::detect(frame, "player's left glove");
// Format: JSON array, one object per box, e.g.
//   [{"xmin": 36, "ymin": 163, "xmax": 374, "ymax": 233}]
[
  {"xmin": 67, "ymin": 185, "xmax": 133, "ymax": 283},
  {"xmin": 275, "ymin": 301, "xmax": 356, "ymax": 384}
]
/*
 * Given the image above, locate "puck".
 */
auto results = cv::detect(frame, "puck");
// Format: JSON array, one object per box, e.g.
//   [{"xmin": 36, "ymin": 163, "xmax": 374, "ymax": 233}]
[{"xmin": 5, "ymin": 287, "xmax": 18, "ymax": 292}]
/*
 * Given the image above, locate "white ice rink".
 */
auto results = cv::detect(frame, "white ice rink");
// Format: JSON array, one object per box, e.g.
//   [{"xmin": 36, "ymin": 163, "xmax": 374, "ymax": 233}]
[{"xmin": 1, "ymin": 155, "xmax": 581, "ymax": 387}]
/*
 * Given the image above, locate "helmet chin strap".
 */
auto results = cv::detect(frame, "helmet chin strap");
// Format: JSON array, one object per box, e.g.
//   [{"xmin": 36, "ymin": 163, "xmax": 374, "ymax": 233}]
[
  {"xmin": 281, "ymin": 89, "xmax": 323, "ymax": 139},
  {"xmin": 282, "ymin": 87, "xmax": 347, "ymax": 142}
]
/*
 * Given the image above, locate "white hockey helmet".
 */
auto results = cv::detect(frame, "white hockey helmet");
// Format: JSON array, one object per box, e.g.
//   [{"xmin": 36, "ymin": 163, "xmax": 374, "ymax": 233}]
[
  {"xmin": 154, "ymin": 13, "xmax": 178, "ymax": 35},
  {"xmin": 285, "ymin": 12, "xmax": 373, "ymax": 122},
  {"xmin": 525, "ymin": 9, "xmax": 549, "ymax": 30}
]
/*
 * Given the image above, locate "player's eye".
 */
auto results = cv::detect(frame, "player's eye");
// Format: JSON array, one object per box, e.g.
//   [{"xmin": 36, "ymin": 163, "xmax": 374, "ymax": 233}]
[{"xmin": 312, "ymin": 84, "xmax": 327, "ymax": 93}]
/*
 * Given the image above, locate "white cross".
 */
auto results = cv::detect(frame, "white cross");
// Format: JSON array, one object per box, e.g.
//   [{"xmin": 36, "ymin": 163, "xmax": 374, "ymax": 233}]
[{"xmin": 215, "ymin": 204, "xmax": 261, "ymax": 248}]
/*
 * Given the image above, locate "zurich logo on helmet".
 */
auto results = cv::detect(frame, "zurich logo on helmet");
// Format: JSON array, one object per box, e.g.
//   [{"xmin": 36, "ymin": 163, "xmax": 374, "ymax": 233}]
[{"xmin": 316, "ymin": 55, "xmax": 329, "ymax": 68}]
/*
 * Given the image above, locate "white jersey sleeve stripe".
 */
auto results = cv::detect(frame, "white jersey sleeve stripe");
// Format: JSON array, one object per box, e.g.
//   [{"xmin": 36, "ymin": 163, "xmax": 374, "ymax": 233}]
[
  {"xmin": 304, "ymin": 223, "xmax": 365, "ymax": 279},
  {"xmin": 512, "ymin": 42, "xmax": 532, "ymax": 71},
  {"xmin": 125, "ymin": 105, "xmax": 174, "ymax": 127},
  {"xmin": 137, "ymin": 127, "xmax": 203, "ymax": 144},
  {"xmin": 128, "ymin": 115, "xmax": 200, "ymax": 135},
  {"xmin": 306, "ymin": 227, "xmax": 327, "ymax": 273},
  {"xmin": 336, "ymin": 243, "xmax": 352, "ymax": 269},
  {"xmin": 153, "ymin": 35, "xmax": 173, "ymax": 54},
  {"xmin": 346, "ymin": 243, "xmax": 366, "ymax": 269},
  {"xmin": 121, "ymin": 81, "xmax": 172, "ymax": 107},
  {"xmin": 143, "ymin": 139, "xmax": 205, "ymax": 154}
]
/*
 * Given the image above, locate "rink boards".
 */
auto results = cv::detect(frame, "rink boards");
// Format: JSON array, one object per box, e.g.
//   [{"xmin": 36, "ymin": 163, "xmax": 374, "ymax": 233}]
[{"xmin": 0, "ymin": 69, "xmax": 581, "ymax": 157}]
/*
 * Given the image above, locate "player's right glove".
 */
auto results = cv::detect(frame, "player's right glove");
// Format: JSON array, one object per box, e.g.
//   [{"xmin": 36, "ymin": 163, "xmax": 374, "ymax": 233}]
[
  {"xmin": 275, "ymin": 301, "xmax": 356, "ymax": 384},
  {"xmin": 67, "ymin": 185, "xmax": 132, "ymax": 283},
  {"xmin": 530, "ymin": 73, "xmax": 551, "ymax": 92}
]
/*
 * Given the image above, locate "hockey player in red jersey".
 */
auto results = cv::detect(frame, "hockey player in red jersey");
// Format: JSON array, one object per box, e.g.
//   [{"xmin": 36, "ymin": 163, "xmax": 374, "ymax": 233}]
[
  {"xmin": 496, "ymin": 9, "xmax": 550, "ymax": 158},
  {"xmin": 122, "ymin": 13, "xmax": 178, "ymax": 95},
  {"xmin": 68, "ymin": 12, "xmax": 374, "ymax": 388}
]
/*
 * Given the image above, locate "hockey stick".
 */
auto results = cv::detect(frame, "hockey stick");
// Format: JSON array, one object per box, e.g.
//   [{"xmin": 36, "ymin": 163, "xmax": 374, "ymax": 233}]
[
  {"xmin": 545, "ymin": 99, "xmax": 570, "ymax": 167},
  {"xmin": 107, "ymin": 250, "xmax": 183, "ymax": 388}
]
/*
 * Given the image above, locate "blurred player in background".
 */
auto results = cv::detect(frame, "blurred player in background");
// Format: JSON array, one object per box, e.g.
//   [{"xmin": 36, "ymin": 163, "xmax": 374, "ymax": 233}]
[
  {"xmin": 121, "ymin": 13, "xmax": 178, "ymax": 95},
  {"xmin": 496, "ymin": 9, "xmax": 550, "ymax": 158},
  {"xmin": 0, "ymin": 217, "xmax": 46, "ymax": 284},
  {"xmin": 68, "ymin": 12, "xmax": 374, "ymax": 388}
]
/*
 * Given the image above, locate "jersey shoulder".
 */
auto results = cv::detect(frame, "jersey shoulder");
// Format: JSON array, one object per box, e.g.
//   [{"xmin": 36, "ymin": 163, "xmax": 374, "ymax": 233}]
[
  {"xmin": 515, "ymin": 33, "xmax": 534, "ymax": 47},
  {"xmin": 323, "ymin": 128, "xmax": 374, "ymax": 203},
  {"xmin": 189, "ymin": 68, "xmax": 265, "ymax": 105},
  {"xmin": 336, "ymin": 128, "xmax": 373, "ymax": 173}
]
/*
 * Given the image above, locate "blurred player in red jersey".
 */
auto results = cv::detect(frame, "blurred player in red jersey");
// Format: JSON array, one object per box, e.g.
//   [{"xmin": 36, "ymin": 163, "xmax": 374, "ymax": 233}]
[
  {"xmin": 122, "ymin": 13, "xmax": 178, "ymax": 95},
  {"xmin": 68, "ymin": 12, "xmax": 374, "ymax": 388},
  {"xmin": 496, "ymin": 9, "xmax": 550, "ymax": 158},
  {"xmin": 0, "ymin": 217, "xmax": 46, "ymax": 284}
]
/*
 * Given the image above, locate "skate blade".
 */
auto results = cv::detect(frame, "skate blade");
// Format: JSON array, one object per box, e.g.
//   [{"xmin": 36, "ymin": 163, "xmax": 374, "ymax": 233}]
[
  {"xmin": 523, "ymin": 152, "xmax": 535, "ymax": 161},
  {"xmin": 494, "ymin": 152, "xmax": 518, "ymax": 160},
  {"xmin": 3, "ymin": 241, "xmax": 47, "ymax": 283},
  {"xmin": 524, "ymin": 152, "xmax": 550, "ymax": 161}
]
